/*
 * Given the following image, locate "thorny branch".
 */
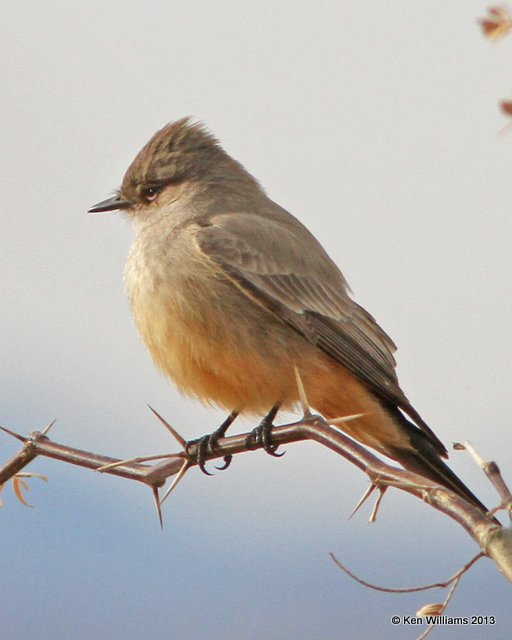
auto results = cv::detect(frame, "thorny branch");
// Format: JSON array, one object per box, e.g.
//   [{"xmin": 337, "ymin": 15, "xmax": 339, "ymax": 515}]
[
  {"xmin": 1, "ymin": 406, "xmax": 511, "ymax": 640},
  {"xmin": 1, "ymin": 409, "xmax": 511, "ymax": 584}
]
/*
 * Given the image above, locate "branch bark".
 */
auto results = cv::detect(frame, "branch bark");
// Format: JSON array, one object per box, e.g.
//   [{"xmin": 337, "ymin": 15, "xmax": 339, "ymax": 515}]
[{"xmin": 1, "ymin": 414, "xmax": 511, "ymax": 582}]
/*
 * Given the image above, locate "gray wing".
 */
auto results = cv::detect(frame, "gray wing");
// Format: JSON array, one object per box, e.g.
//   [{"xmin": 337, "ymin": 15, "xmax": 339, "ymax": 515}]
[{"xmin": 194, "ymin": 211, "xmax": 444, "ymax": 451}]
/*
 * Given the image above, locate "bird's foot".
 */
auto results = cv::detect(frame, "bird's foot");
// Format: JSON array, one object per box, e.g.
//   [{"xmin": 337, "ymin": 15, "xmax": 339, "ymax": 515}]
[
  {"xmin": 245, "ymin": 405, "xmax": 285, "ymax": 457},
  {"xmin": 186, "ymin": 411, "xmax": 238, "ymax": 475}
]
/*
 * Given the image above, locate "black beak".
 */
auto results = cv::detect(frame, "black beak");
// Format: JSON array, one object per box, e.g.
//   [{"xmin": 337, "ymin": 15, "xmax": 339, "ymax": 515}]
[{"xmin": 88, "ymin": 195, "xmax": 133, "ymax": 213}]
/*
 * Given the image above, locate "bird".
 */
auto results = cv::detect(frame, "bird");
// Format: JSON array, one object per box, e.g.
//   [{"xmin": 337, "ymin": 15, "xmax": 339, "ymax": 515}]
[{"xmin": 89, "ymin": 117, "xmax": 489, "ymax": 514}]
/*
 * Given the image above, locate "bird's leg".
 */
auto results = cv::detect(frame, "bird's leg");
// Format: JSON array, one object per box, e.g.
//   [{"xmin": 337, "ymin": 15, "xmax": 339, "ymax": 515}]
[
  {"xmin": 187, "ymin": 410, "xmax": 239, "ymax": 475},
  {"xmin": 245, "ymin": 404, "xmax": 284, "ymax": 457}
]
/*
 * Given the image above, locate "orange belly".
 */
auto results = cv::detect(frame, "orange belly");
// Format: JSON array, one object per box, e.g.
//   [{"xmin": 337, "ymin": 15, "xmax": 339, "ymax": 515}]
[{"xmin": 131, "ymin": 284, "xmax": 411, "ymax": 457}]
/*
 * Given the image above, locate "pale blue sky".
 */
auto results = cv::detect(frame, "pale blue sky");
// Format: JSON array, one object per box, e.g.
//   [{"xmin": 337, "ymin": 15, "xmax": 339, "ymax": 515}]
[{"xmin": 1, "ymin": 2, "xmax": 511, "ymax": 638}]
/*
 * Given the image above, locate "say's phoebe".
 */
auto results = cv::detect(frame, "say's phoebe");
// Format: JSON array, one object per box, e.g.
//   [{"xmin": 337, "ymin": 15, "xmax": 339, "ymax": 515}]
[{"xmin": 89, "ymin": 118, "xmax": 488, "ymax": 512}]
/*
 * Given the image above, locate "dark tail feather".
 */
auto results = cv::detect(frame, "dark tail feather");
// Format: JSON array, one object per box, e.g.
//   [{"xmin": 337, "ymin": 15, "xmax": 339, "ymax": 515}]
[{"xmin": 390, "ymin": 422, "xmax": 494, "ymax": 519}]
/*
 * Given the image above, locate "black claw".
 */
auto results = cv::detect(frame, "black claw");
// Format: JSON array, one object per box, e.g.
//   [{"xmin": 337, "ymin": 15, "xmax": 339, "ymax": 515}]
[
  {"xmin": 187, "ymin": 410, "xmax": 239, "ymax": 475},
  {"xmin": 247, "ymin": 404, "xmax": 284, "ymax": 457},
  {"xmin": 196, "ymin": 436, "xmax": 213, "ymax": 476},
  {"xmin": 267, "ymin": 447, "xmax": 285, "ymax": 458},
  {"xmin": 261, "ymin": 429, "xmax": 285, "ymax": 457},
  {"xmin": 215, "ymin": 455, "xmax": 233, "ymax": 471}
]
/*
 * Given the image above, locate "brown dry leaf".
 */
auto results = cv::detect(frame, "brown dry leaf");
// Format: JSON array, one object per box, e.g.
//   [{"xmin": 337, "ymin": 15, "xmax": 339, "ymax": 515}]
[
  {"xmin": 479, "ymin": 6, "xmax": 512, "ymax": 41},
  {"xmin": 500, "ymin": 100, "xmax": 512, "ymax": 115},
  {"xmin": 416, "ymin": 603, "xmax": 445, "ymax": 618},
  {"xmin": 13, "ymin": 477, "xmax": 32, "ymax": 507},
  {"xmin": 0, "ymin": 472, "xmax": 48, "ymax": 508}
]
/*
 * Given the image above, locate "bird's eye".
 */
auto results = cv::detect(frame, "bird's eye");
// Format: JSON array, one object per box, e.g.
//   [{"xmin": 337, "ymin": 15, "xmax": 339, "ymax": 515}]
[{"xmin": 141, "ymin": 185, "xmax": 161, "ymax": 202}]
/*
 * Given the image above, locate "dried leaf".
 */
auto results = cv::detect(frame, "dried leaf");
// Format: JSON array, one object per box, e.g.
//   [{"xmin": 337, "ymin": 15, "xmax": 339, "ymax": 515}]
[
  {"xmin": 416, "ymin": 603, "xmax": 445, "ymax": 617},
  {"xmin": 0, "ymin": 472, "xmax": 48, "ymax": 508},
  {"xmin": 13, "ymin": 477, "xmax": 32, "ymax": 507},
  {"xmin": 16, "ymin": 472, "xmax": 48, "ymax": 482},
  {"xmin": 479, "ymin": 6, "xmax": 512, "ymax": 41},
  {"xmin": 500, "ymin": 100, "xmax": 512, "ymax": 115}
]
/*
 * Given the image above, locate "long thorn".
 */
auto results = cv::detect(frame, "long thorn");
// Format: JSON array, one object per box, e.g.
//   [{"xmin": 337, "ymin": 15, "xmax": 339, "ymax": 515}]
[
  {"xmin": 41, "ymin": 419, "xmax": 57, "ymax": 435},
  {"xmin": 329, "ymin": 413, "xmax": 366, "ymax": 426},
  {"xmin": 160, "ymin": 459, "xmax": 190, "ymax": 505},
  {"xmin": 349, "ymin": 483, "xmax": 377, "ymax": 519},
  {"xmin": 152, "ymin": 487, "xmax": 163, "ymax": 529},
  {"xmin": 147, "ymin": 405, "xmax": 187, "ymax": 448},
  {"xmin": 294, "ymin": 366, "xmax": 311, "ymax": 417},
  {"xmin": 0, "ymin": 426, "xmax": 27, "ymax": 443},
  {"xmin": 368, "ymin": 487, "xmax": 386, "ymax": 523},
  {"xmin": 97, "ymin": 453, "xmax": 173, "ymax": 472}
]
